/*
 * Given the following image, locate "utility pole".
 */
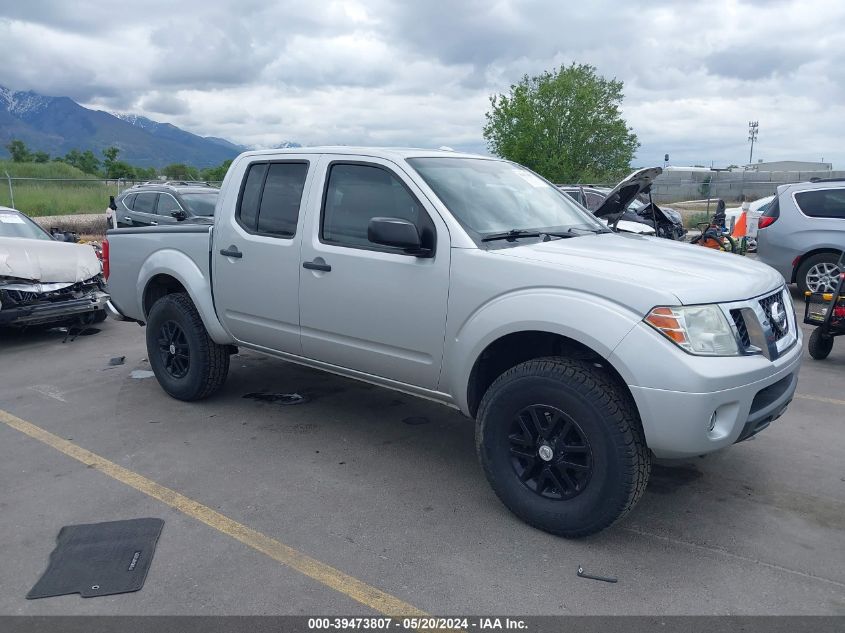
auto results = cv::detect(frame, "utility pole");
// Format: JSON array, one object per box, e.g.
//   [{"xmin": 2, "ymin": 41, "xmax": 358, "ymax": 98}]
[{"xmin": 748, "ymin": 121, "xmax": 759, "ymax": 165}]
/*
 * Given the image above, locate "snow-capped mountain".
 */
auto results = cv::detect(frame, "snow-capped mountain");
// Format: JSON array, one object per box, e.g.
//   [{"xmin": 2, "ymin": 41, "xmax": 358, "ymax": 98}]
[{"xmin": 0, "ymin": 86, "xmax": 253, "ymax": 167}]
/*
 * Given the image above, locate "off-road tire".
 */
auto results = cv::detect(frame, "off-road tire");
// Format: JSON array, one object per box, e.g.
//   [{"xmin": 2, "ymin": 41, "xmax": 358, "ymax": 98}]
[
  {"xmin": 808, "ymin": 327, "xmax": 834, "ymax": 360},
  {"xmin": 476, "ymin": 357, "xmax": 650, "ymax": 537},
  {"xmin": 796, "ymin": 252, "xmax": 840, "ymax": 295},
  {"xmin": 146, "ymin": 292, "xmax": 229, "ymax": 400}
]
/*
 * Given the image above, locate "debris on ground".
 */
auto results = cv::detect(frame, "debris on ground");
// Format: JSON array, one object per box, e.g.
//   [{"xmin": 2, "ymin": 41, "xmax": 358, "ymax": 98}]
[
  {"xmin": 577, "ymin": 565, "xmax": 618, "ymax": 583},
  {"xmin": 130, "ymin": 370, "xmax": 155, "ymax": 379},
  {"xmin": 243, "ymin": 392, "xmax": 309, "ymax": 405},
  {"xmin": 108, "ymin": 356, "xmax": 126, "ymax": 366}
]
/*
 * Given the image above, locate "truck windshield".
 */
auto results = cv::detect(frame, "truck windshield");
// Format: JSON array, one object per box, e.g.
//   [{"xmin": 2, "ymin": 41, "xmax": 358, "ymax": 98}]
[
  {"xmin": 181, "ymin": 192, "xmax": 218, "ymax": 217},
  {"xmin": 0, "ymin": 210, "xmax": 53, "ymax": 240},
  {"xmin": 407, "ymin": 157, "xmax": 606, "ymax": 240}
]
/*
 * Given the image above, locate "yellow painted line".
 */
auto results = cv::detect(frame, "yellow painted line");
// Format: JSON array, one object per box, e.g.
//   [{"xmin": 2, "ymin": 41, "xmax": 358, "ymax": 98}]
[
  {"xmin": 0, "ymin": 408, "xmax": 427, "ymax": 617},
  {"xmin": 795, "ymin": 393, "xmax": 845, "ymax": 406}
]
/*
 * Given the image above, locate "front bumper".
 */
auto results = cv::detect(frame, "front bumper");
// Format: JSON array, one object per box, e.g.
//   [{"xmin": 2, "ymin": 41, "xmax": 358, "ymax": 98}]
[
  {"xmin": 0, "ymin": 290, "xmax": 109, "ymax": 326},
  {"xmin": 612, "ymin": 313, "xmax": 803, "ymax": 459}
]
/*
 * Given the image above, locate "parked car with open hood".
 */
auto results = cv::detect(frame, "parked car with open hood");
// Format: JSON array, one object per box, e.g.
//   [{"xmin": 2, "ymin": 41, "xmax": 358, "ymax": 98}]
[
  {"xmin": 104, "ymin": 148, "xmax": 801, "ymax": 537},
  {"xmin": 0, "ymin": 207, "xmax": 108, "ymax": 327},
  {"xmin": 559, "ymin": 175, "xmax": 686, "ymax": 240}
]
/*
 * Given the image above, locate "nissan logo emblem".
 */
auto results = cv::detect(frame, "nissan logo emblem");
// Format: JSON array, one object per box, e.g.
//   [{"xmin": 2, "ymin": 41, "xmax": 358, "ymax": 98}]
[{"xmin": 770, "ymin": 301, "xmax": 787, "ymax": 330}]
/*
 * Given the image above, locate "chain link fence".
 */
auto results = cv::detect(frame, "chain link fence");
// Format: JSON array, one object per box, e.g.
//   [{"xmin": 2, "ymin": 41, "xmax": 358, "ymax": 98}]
[{"xmin": 1, "ymin": 174, "xmax": 222, "ymax": 217}]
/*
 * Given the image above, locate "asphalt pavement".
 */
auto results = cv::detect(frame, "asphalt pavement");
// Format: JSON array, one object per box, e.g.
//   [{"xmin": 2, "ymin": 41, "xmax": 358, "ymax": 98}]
[{"xmin": 0, "ymin": 292, "xmax": 843, "ymax": 616}]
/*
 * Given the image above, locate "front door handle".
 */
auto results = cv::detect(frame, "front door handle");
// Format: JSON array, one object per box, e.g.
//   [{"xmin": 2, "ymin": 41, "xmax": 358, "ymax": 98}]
[
  {"xmin": 124, "ymin": 216, "xmax": 132, "ymax": 222},
  {"xmin": 220, "ymin": 245, "xmax": 243, "ymax": 259},
  {"xmin": 150, "ymin": 221, "xmax": 158, "ymax": 225},
  {"xmin": 302, "ymin": 259, "xmax": 331, "ymax": 272}
]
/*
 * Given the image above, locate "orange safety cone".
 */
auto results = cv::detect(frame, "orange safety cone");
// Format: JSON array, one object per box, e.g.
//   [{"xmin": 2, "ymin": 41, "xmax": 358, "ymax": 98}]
[{"xmin": 731, "ymin": 210, "xmax": 747, "ymax": 239}]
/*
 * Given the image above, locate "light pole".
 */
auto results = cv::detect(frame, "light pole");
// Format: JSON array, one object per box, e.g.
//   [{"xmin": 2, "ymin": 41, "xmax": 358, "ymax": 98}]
[{"xmin": 748, "ymin": 121, "xmax": 759, "ymax": 165}]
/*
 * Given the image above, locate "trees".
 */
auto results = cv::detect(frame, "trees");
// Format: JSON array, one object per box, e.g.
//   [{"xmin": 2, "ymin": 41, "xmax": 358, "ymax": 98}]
[
  {"xmin": 102, "ymin": 146, "xmax": 136, "ymax": 179},
  {"xmin": 6, "ymin": 139, "xmax": 32, "ymax": 162},
  {"xmin": 64, "ymin": 149, "xmax": 101, "ymax": 175},
  {"xmin": 483, "ymin": 63, "xmax": 639, "ymax": 183},
  {"xmin": 200, "ymin": 159, "xmax": 232, "ymax": 182},
  {"xmin": 163, "ymin": 163, "xmax": 200, "ymax": 180}
]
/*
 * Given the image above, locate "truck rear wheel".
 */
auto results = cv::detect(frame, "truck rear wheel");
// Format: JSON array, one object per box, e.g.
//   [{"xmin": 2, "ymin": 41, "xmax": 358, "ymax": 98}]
[
  {"xmin": 146, "ymin": 292, "xmax": 230, "ymax": 401},
  {"xmin": 476, "ymin": 357, "xmax": 650, "ymax": 537}
]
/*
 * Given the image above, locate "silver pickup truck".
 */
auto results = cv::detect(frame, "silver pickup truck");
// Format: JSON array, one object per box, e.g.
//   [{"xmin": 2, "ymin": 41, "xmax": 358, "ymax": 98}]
[{"xmin": 105, "ymin": 148, "xmax": 802, "ymax": 537}]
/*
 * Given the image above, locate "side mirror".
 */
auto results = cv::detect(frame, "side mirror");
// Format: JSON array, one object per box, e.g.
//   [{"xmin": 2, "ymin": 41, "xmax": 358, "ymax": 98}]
[
  {"xmin": 368, "ymin": 217, "xmax": 428, "ymax": 255},
  {"xmin": 171, "ymin": 210, "xmax": 187, "ymax": 221}
]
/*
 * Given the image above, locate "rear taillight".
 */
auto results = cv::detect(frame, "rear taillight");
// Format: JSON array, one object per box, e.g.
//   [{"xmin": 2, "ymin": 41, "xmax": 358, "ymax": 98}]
[
  {"xmin": 758, "ymin": 194, "xmax": 780, "ymax": 229},
  {"xmin": 758, "ymin": 215, "xmax": 777, "ymax": 229},
  {"xmin": 102, "ymin": 239, "xmax": 110, "ymax": 280}
]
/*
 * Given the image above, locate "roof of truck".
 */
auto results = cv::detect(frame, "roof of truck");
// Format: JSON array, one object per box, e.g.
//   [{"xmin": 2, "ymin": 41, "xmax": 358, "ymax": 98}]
[{"xmin": 236, "ymin": 146, "xmax": 496, "ymax": 161}]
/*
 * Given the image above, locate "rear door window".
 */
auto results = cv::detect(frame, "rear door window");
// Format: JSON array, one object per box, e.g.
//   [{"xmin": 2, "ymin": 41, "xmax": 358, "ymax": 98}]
[
  {"xmin": 794, "ymin": 189, "xmax": 845, "ymax": 219},
  {"xmin": 133, "ymin": 193, "xmax": 158, "ymax": 214},
  {"xmin": 236, "ymin": 162, "xmax": 308, "ymax": 237},
  {"xmin": 237, "ymin": 163, "xmax": 269, "ymax": 230},
  {"xmin": 256, "ymin": 163, "xmax": 308, "ymax": 236}
]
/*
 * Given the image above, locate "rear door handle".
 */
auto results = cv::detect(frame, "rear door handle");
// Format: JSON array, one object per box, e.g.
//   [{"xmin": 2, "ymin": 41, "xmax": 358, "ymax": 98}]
[
  {"xmin": 150, "ymin": 221, "xmax": 158, "ymax": 225},
  {"xmin": 220, "ymin": 245, "xmax": 243, "ymax": 259},
  {"xmin": 302, "ymin": 260, "xmax": 331, "ymax": 272}
]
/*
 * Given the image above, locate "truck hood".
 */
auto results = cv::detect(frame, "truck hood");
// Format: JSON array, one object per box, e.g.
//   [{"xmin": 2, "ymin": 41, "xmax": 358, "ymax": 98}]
[
  {"xmin": 593, "ymin": 167, "xmax": 663, "ymax": 225},
  {"xmin": 0, "ymin": 236, "xmax": 101, "ymax": 283},
  {"xmin": 495, "ymin": 233, "xmax": 784, "ymax": 305}
]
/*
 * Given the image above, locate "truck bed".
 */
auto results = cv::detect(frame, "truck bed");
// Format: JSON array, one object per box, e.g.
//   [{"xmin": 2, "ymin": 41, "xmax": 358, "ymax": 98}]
[{"xmin": 106, "ymin": 224, "xmax": 213, "ymax": 322}]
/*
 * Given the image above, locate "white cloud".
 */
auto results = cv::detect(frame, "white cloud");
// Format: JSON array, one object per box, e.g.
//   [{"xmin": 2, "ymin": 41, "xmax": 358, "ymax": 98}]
[{"xmin": 1, "ymin": 0, "xmax": 844, "ymax": 166}]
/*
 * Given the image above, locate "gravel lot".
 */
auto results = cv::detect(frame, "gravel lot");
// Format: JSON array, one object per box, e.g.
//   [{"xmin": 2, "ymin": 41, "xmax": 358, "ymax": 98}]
[{"xmin": 0, "ymin": 287, "xmax": 843, "ymax": 616}]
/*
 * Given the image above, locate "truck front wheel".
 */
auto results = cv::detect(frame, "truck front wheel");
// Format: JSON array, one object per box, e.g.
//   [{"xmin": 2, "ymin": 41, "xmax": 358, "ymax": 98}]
[
  {"xmin": 476, "ymin": 357, "xmax": 650, "ymax": 537},
  {"xmin": 146, "ymin": 292, "xmax": 230, "ymax": 401}
]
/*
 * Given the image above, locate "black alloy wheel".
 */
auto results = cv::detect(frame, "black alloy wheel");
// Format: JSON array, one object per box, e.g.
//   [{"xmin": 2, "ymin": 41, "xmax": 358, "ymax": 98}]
[
  {"xmin": 508, "ymin": 404, "xmax": 593, "ymax": 500},
  {"xmin": 157, "ymin": 320, "xmax": 190, "ymax": 378}
]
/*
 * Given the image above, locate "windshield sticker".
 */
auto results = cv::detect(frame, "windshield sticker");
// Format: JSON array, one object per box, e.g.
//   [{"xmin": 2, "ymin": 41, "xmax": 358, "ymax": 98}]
[
  {"xmin": 512, "ymin": 170, "xmax": 547, "ymax": 187},
  {"xmin": 0, "ymin": 214, "xmax": 25, "ymax": 223}
]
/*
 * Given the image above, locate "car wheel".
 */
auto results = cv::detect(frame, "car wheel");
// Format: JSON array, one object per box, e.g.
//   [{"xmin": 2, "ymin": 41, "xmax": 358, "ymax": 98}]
[
  {"xmin": 476, "ymin": 357, "xmax": 650, "ymax": 537},
  {"xmin": 145, "ymin": 292, "xmax": 230, "ymax": 401},
  {"xmin": 808, "ymin": 327, "xmax": 834, "ymax": 360},
  {"xmin": 797, "ymin": 253, "xmax": 841, "ymax": 295}
]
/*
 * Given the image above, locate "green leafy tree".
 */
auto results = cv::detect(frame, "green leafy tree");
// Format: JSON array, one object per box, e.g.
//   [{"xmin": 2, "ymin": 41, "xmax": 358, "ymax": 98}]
[
  {"xmin": 134, "ymin": 166, "xmax": 158, "ymax": 180},
  {"xmin": 483, "ymin": 63, "xmax": 640, "ymax": 183},
  {"xmin": 33, "ymin": 151, "xmax": 50, "ymax": 163},
  {"xmin": 63, "ymin": 149, "xmax": 101, "ymax": 175},
  {"xmin": 106, "ymin": 161, "xmax": 136, "ymax": 179},
  {"xmin": 6, "ymin": 139, "xmax": 32, "ymax": 162},
  {"xmin": 163, "ymin": 163, "xmax": 200, "ymax": 180},
  {"xmin": 101, "ymin": 146, "xmax": 136, "ymax": 178},
  {"xmin": 200, "ymin": 159, "xmax": 232, "ymax": 182}
]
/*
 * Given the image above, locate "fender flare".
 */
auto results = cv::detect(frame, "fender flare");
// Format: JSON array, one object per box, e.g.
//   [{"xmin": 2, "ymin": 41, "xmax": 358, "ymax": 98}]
[
  {"xmin": 136, "ymin": 248, "xmax": 233, "ymax": 344},
  {"xmin": 442, "ymin": 288, "xmax": 643, "ymax": 414}
]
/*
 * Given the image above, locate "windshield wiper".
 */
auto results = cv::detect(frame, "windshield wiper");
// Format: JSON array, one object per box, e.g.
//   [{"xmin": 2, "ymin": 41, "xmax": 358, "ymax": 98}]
[
  {"xmin": 560, "ymin": 226, "xmax": 610, "ymax": 235},
  {"xmin": 481, "ymin": 229, "xmax": 545, "ymax": 242}
]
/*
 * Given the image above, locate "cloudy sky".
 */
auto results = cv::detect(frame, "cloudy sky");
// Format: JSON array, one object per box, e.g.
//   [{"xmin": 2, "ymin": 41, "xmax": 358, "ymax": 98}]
[{"xmin": 2, "ymin": 0, "xmax": 844, "ymax": 167}]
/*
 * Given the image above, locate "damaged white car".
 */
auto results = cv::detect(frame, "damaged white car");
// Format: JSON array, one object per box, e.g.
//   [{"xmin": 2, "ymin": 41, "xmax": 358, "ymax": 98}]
[{"xmin": 0, "ymin": 207, "xmax": 109, "ymax": 328}]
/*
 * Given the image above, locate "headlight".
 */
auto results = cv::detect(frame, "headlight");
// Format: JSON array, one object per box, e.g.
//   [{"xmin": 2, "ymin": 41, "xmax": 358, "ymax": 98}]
[{"xmin": 645, "ymin": 304, "xmax": 740, "ymax": 356}]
